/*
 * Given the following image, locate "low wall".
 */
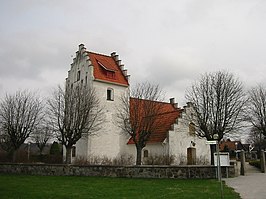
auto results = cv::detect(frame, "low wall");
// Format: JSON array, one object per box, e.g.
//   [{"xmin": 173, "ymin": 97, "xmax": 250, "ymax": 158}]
[{"xmin": 0, "ymin": 163, "xmax": 235, "ymax": 179}]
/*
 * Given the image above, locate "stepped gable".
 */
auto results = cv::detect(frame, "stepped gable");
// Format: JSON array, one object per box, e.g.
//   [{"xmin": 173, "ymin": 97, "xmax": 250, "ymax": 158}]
[
  {"xmin": 128, "ymin": 98, "xmax": 182, "ymax": 144},
  {"xmin": 88, "ymin": 52, "xmax": 129, "ymax": 86}
]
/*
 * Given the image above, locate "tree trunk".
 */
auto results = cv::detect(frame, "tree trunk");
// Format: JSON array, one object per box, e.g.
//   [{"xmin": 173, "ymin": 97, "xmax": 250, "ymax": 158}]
[
  {"xmin": 136, "ymin": 147, "xmax": 142, "ymax": 165},
  {"xmin": 65, "ymin": 146, "xmax": 72, "ymax": 164},
  {"xmin": 12, "ymin": 149, "xmax": 17, "ymax": 163},
  {"xmin": 210, "ymin": 144, "xmax": 216, "ymax": 165}
]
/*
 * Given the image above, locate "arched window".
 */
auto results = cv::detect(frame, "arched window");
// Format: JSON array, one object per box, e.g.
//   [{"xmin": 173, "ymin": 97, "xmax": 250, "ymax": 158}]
[
  {"xmin": 107, "ymin": 88, "xmax": 114, "ymax": 101},
  {"xmin": 189, "ymin": 122, "xmax": 196, "ymax": 136},
  {"xmin": 77, "ymin": 70, "xmax": 81, "ymax": 81},
  {"xmin": 72, "ymin": 146, "xmax": 76, "ymax": 157}
]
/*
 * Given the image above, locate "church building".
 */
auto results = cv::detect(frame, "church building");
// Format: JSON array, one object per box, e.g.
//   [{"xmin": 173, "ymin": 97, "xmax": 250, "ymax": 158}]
[{"xmin": 65, "ymin": 44, "xmax": 210, "ymax": 165}]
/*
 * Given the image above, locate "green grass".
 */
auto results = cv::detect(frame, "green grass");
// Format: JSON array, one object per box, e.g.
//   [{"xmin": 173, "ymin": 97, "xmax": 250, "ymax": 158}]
[{"xmin": 0, "ymin": 174, "xmax": 240, "ymax": 199}]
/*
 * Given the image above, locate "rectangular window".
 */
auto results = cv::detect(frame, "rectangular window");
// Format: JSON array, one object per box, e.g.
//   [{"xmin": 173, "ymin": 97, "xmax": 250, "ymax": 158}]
[
  {"xmin": 106, "ymin": 71, "xmax": 115, "ymax": 79},
  {"xmin": 107, "ymin": 88, "xmax": 114, "ymax": 101}
]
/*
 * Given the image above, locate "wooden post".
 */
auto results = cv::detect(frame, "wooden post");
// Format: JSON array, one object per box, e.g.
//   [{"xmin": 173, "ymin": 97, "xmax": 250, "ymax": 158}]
[
  {"xmin": 261, "ymin": 150, "xmax": 265, "ymax": 173},
  {"xmin": 240, "ymin": 150, "xmax": 245, "ymax": 176}
]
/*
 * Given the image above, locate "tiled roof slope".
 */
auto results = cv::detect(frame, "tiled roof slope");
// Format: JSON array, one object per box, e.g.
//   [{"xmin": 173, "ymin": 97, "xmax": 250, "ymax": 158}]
[
  {"xmin": 128, "ymin": 98, "xmax": 182, "ymax": 144},
  {"xmin": 88, "ymin": 52, "xmax": 129, "ymax": 86}
]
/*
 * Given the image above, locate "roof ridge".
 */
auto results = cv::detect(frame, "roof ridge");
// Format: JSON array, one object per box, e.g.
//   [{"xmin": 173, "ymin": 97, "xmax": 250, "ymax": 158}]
[
  {"xmin": 130, "ymin": 97, "xmax": 171, "ymax": 104},
  {"xmin": 130, "ymin": 97, "xmax": 181, "ymax": 109},
  {"xmin": 87, "ymin": 51, "xmax": 112, "ymax": 58}
]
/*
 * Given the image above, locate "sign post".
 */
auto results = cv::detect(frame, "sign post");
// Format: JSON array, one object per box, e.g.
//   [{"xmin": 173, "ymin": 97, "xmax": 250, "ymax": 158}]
[{"xmin": 206, "ymin": 137, "xmax": 224, "ymax": 199}]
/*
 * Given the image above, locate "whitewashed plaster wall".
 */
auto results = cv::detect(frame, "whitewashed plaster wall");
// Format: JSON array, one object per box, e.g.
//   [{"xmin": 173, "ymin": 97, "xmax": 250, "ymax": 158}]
[
  {"xmin": 65, "ymin": 45, "xmax": 210, "ymax": 165},
  {"xmin": 121, "ymin": 142, "xmax": 167, "ymax": 164},
  {"xmin": 64, "ymin": 46, "xmax": 94, "ymax": 162},
  {"xmin": 76, "ymin": 80, "xmax": 129, "ymax": 159},
  {"xmin": 168, "ymin": 106, "xmax": 211, "ymax": 165},
  {"xmin": 66, "ymin": 45, "xmax": 93, "ymax": 89}
]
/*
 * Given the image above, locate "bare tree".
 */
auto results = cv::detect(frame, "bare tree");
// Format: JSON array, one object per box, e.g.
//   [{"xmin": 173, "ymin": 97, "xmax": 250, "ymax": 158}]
[
  {"xmin": 247, "ymin": 127, "xmax": 266, "ymax": 153},
  {"xmin": 118, "ymin": 82, "xmax": 164, "ymax": 165},
  {"xmin": 0, "ymin": 132, "xmax": 13, "ymax": 153},
  {"xmin": 246, "ymin": 85, "xmax": 266, "ymax": 136},
  {"xmin": 47, "ymin": 85, "xmax": 103, "ymax": 164},
  {"xmin": 185, "ymin": 71, "xmax": 246, "ymax": 164},
  {"xmin": 32, "ymin": 124, "xmax": 54, "ymax": 155},
  {"xmin": 246, "ymin": 85, "xmax": 266, "ymax": 154},
  {"xmin": 0, "ymin": 90, "xmax": 43, "ymax": 162}
]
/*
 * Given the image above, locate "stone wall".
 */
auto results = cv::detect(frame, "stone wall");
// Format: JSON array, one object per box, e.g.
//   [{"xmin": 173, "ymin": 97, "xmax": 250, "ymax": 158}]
[{"xmin": 0, "ymin": 163, "xmax": 235, "ymax": 179}]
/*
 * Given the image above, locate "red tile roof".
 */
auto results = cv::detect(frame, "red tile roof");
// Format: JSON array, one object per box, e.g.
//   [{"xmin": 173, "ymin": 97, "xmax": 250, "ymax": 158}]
[
  {"xmin": 88, "ymin": 52, "xmax": 129, "ymax": 86},
  {"xmin": 128, "ymin": 98, "xmax": 182, "ymax": 144},
  {"xmin": 220, "ymin": 140, "xmax": 238, "ymax": 151},
  {"xmin": 219, "ymin": 140, "xmax": 248, "ymax": 151}
]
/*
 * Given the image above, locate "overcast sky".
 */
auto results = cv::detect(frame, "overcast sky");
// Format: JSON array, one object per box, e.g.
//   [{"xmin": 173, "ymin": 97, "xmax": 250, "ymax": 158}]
[{"xmin": 1, "ymin": 0, "xmax": 266, "ymax": 107}]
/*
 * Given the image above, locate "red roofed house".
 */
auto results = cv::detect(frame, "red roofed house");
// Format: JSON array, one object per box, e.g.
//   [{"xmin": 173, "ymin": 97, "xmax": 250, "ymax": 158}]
[{"xmin": 65, "ymin": 44, "xmax": 210, "ymax": 165}]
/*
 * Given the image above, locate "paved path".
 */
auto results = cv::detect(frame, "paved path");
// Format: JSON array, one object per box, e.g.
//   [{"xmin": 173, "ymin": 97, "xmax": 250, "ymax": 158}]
[{"xmin": 224, "ymin": 163, "xmax": 266, "ymax": 199}]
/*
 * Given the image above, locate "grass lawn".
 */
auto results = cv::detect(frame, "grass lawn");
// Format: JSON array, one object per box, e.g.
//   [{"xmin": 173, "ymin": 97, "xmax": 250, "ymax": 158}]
[{"xmin": 0, "ymin": 174, "xmax": 240, "ymax": 199}]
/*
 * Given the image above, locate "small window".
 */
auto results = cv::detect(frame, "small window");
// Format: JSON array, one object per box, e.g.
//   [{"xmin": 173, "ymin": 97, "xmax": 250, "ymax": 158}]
[
  {"xmin": 189, "ymin": 122, "xmax": 196, "ymax": 136},
  {"xmin": 106, "ymin": 71, "xmax": 115, "ymax": 79},
  {"xmin": 72, "ymin": 146, "xmax": 76, "ymax": 157},
  {"xmin": 107, "ymin": 88, "xmax": 114, "ymax": 101},
  {"xmin": 77, "ymin": 71, "xmax": 81, "ymax": 81},
  {"xmin": 144, "ymin": 150, "xmax": 149, "ymax": 158}
]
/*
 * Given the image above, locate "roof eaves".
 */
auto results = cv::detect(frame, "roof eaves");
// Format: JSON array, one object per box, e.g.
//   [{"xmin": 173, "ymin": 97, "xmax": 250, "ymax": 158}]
[{"xmin": 94, "ymin": 78, "xmax": 129, "ymax": 87}]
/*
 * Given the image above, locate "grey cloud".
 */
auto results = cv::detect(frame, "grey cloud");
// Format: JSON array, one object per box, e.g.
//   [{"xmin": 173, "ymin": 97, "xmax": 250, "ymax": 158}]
[{"xmin": 0, "ymin": 0, "xmax": 266, "ymax": 107}]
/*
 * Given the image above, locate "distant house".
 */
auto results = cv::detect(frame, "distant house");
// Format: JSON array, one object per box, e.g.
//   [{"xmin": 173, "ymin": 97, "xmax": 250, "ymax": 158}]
[
  {"xmin": 65, "ymin": 44, "xmax": 211, "ymax": 165},
  {"xmin": 220, "ymin": 139, "xmax": 250, "ymax": 151},
  {"xmin": 219, "ymin": 139, "xmax": 250, "ymax": 159}
]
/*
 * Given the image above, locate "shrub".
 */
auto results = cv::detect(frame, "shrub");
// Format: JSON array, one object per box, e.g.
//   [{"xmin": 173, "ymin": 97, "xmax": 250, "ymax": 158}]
[
  {"xmin": 50, "ymin": 142, "xmax": 62, "ymax": 155},
  {"xmin": 73, "ymin": 155, "xmax": 134, "ymax": 166},
  {"xmin": 143, "ymin": 154, "xmax": 175, "ymax": 165},
  {"xmin": 178, "ymin": 154, "xmax": 187, "ymax": 165},
  {"xmin": 112, "ymin": 154, "xmax": 134, "ymax": 165},
  {"xmin": 0, "ymin": 150, "xmax": 10, "ymax": 162},
  {"xmin": 196, "ymin": 155, "xmax": 210, "ymax": 165},
  {"xmin": 249, "ymin": 160, "xmax": 261, "ymax": 169}
]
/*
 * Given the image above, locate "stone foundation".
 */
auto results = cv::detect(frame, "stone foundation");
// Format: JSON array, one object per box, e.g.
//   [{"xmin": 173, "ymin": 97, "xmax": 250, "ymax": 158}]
[{"xmin": 0, "ymin": 163, "xmax": 235, "ymax": 179}]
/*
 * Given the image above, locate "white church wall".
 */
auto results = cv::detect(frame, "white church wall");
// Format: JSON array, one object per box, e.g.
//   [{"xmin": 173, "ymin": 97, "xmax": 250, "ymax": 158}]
[
  {"xmin": 75, "ymin": 136, "xmax": 89, "ymax": 161},
  {"xmin": 168, "ymin": 106, "xmax": 211, "ymax": 165},
  {"xmin": 81, "ymin": 80, "xmax": 128, "ymax": 159},
  {"xmin": 66, "ymin": 45, "xmax": 94, "ymax": 89},
  {"xmin": 121, "ymin": 140, "xmax": 167, "ymax": 165},
  {"xmin": 63, "ymin": 46, "xmax": 94, "ymax": 162},
  {"xmin": 65, "ymin": 45, "xmax": 210, "ymax": 166}
]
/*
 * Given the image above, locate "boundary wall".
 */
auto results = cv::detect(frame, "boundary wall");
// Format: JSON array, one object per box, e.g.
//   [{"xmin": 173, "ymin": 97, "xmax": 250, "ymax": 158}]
[{"xmin": 0, "ymin": 163, "xmax": 235, "ymax": 179}]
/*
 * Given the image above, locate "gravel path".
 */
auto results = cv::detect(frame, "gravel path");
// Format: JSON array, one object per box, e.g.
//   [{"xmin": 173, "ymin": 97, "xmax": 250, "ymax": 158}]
[{"xmin": 224, "ymin": 163, "xmax": 266, "ymax": 199}]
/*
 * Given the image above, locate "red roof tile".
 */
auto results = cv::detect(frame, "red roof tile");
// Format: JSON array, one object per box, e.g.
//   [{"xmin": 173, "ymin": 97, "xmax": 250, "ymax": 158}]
[
  {"xmin": 128, "ymin": 98, "xmax": 182, "ymax": 144},
  {"xmin": 219, "ymin": 140, "xmax": 248, "ymax": 151},
  {"xmin": 88, "ymin": 52, "xmax": 129, "ymax": 86},
  {"xmin": 220, "ymin": 141, "xmax": 238, "ymax": 151}
]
